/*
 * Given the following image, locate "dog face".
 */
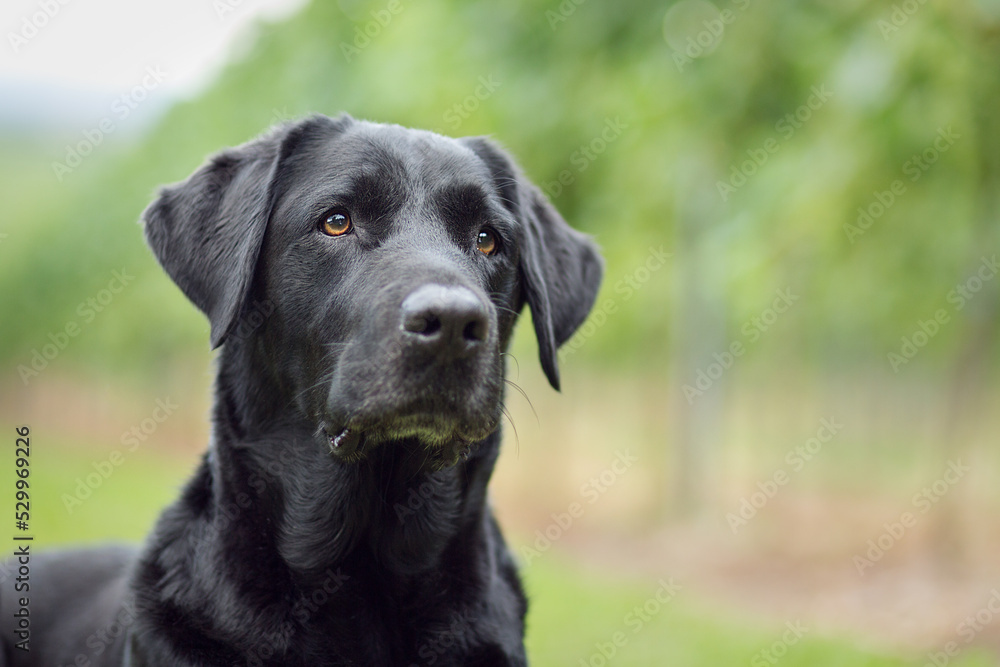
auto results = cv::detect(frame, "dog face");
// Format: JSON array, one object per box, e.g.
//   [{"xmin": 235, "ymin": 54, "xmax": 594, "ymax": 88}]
[{"xmin": 143, "ymin": 114, "xmax": 602, "ymax": 465}]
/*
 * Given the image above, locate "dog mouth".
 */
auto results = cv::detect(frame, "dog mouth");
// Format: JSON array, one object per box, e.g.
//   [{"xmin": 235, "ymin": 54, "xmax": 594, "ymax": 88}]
[{"xmin": 320, "ymin": 414, "xmax": 491, "ymax": 468}]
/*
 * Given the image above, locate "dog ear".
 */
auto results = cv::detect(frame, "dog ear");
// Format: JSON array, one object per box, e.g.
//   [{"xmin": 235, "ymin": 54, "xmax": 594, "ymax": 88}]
[
  {"xmin": 143, "ymin": 115, "xmax": 350, "ymax": 348},
  {"xmin": 462, "ymin": 137, "xmax": 604, "ymax": 391}
]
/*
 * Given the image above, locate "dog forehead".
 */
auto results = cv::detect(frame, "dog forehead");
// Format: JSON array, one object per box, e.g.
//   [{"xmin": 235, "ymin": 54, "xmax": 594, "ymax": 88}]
[
  {"xmin": 351, "ymin": 120, "xmax": 490, "ymax": 178},
  {"xmin": 348, "ymin": 122, "xmax": 492, "ymax": 196},
  {"xmin": 290, "ymin": 121, "xmax": 492, "ymax": 190},
  {"xmin": 275, "ymin": 120, "xmax": 504, "ymax": 226}
]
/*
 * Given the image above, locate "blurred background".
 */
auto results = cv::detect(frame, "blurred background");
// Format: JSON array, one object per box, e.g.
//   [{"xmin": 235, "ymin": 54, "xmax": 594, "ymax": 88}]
[{"xmin": 2, "ymin": 0, "xmax": 1000, "ymax": 664}]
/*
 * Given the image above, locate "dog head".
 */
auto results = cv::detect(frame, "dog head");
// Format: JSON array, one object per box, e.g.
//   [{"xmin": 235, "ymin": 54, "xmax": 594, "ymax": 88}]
[{"xmin": 143, "ymin": 114, "xmax": 602, "ymax": 465}]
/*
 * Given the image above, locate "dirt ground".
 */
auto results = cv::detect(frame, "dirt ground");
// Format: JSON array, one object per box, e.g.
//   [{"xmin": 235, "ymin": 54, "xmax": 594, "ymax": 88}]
[{"xmin": 493, "ymin": 486, "xmax": 1000, "ymax": 664}]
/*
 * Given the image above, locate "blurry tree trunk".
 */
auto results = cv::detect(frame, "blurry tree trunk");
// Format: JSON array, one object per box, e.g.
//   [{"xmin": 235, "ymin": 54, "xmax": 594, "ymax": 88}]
[
  {"xmin": 929, "ymin": 56, "xmax": 1000, "ymax": 571},
  {"xmin": 668, "ymin": 152, "xmax": 727, "ymax": 517},
  {"xmin": 930, "ymin": 303, "xmax": 997, "ymax": 572}
]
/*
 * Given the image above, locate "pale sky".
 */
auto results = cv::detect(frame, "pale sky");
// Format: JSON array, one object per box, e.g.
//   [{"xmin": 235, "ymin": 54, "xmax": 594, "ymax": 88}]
[{"xmin": 1, "ymin": 0, "xmax": 309, "ymax": 98}]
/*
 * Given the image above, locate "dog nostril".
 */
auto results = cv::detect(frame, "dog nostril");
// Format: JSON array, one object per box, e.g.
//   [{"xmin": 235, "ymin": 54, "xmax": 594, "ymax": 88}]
[
  {"xmin": 463, "ymin": 318, "xmax": 486, "ymax": 343},
  {"xmin": 421, "ymin": 316, "xmax": 442, "ymax": 336},
  {"xmin": 404, "ymin": 313, "xmax": 441, "ymax": 336}
]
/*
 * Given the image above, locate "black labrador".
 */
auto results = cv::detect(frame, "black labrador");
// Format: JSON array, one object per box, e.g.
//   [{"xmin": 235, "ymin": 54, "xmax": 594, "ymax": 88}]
[{"xmin": 0, "ymin": 114, "xmax": 602, "ymax": 666}]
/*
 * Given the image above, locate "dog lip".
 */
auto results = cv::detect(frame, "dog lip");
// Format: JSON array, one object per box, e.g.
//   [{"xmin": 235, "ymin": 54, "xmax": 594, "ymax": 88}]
[
  {"xmin": 430, "ymin": 441, "xmax": 474, "ymax": 469},
  {"xmin": 372, "ymin": 412, "xmax": 492, "ymax": 444},
  {"xmin": 320, "ymin": 400, "xmax": 499, "ymax": 462},
  {"xmin": 324, "ymin": 425, "xmax": 363, "ymax": 458}
]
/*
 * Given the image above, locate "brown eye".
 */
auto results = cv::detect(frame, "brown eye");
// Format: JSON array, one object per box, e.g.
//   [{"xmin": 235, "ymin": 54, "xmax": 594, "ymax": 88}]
[
  {"xmin": 476, "ymin": 229, "xmax": 499, "ymax": 256},
  {"xmin": 320, "ymin": 209, "xmax": 352, "ymax": 237}
]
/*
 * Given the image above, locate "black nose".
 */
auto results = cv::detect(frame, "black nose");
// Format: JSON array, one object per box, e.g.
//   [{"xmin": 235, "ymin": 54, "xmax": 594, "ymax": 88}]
[{"xmin": 401, "ymin": 285, "xmax": 489, "ymax": 354}]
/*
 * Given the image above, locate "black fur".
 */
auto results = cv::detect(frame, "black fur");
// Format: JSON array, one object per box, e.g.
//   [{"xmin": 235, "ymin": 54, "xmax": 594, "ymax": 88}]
[{"xmin": 0, "ymin": 114, "xmax": 602, "ymax": 666}]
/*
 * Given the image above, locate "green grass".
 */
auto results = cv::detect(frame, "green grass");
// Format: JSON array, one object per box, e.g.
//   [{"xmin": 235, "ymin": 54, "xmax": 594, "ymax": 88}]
[
  {"xmin": 4, "ymin": 424, "xmax": 994, "ymax": 666},
  {"xmin": 522, "ymin": 559, "xmax": 994, "ymax": 666}
]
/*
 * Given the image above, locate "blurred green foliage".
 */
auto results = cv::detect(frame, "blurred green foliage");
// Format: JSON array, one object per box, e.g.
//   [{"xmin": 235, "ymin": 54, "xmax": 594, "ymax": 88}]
[{"xmin": 3, "ymin": 0, "xmax": 999, "ymax": 382}]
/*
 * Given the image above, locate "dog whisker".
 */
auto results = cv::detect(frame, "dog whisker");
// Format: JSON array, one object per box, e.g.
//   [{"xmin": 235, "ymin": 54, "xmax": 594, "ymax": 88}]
[
  {"xmin": 499, "ymin": 401, "xmax": 519, "ymax": 457},
  {"xmin": 499, "ymin": 352, "xmax": 521, "ymax": 381},
  {"xmin": 503, "ymin": 378, "xmax": 538, "ymax": 426},
  {"xmin": 289, "ymin": 367, "xmax": 338, "ymax": 406}
]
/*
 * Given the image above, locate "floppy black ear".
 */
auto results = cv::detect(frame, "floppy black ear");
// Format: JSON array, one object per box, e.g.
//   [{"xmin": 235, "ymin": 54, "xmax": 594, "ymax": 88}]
[
  {"xmin": 462, "ymin": 137, "xmax": 604, "ymax": 391},
  {"xmin": 143, "ymin": 115, "xmax": 349, "ymax": 348}
]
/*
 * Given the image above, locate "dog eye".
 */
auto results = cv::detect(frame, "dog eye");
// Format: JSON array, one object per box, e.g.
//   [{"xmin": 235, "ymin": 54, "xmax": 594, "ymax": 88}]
[
  {"xmin": 476, "ymin": 229, "xmax": 499, "ymax": 256},
  {"xmin": 319, "ymin": 209, "xmax": 352, "ymax": 237}
]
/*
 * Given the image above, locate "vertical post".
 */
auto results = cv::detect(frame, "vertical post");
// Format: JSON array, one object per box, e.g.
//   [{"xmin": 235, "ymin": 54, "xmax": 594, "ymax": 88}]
[{"xmin": 669, "ymin": 150, "xmax": 727, "ymax": 517}]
